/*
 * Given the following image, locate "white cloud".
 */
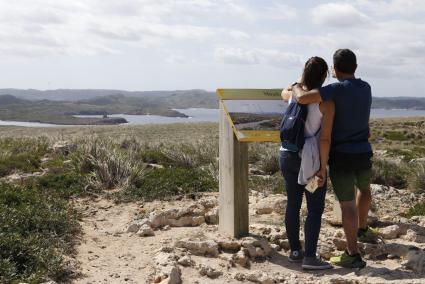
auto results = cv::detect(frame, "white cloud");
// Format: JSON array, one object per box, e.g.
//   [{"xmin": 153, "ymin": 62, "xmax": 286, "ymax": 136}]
[
  {"xmin": 214, "ymin": 47, "xmax": 303, "ymax": 68},
  {"xmin": 312, "ymin": 3, "xmax": 369, "ymax": 27},
  {"xmin": 214, "ymin": 47, "xmax": 259, "ymax": 65}
]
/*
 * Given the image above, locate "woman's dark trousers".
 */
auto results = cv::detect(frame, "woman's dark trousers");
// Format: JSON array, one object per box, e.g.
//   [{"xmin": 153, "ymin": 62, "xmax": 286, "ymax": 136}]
[{"xmin": 279, "ymin": 150, "xmax": 327, "ymax": 257}]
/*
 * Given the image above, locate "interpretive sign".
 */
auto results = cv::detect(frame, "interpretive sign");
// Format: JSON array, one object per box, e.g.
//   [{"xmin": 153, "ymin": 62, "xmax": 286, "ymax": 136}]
[
  {"xmin": 217, "ymin": 88, "xmax": 285, "ymax": 238},
  {"xmin": 216, "ymin": 89, "xmax": 287, "ymax": 142}
]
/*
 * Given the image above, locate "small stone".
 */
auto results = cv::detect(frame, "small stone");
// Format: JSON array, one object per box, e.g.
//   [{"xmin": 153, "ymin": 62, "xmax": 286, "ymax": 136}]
[
  {"xmin": 177, "ymin": 255, "xmax": 194, "ymax": 267},
  {"xmin": 205, "ymin": 208, "xmax": 219, "ymax": 224},
  {"xmin": 380, "ymin": 225, "xmax": 405, "ymax": 239},
  {"xmin": 198, "ymin": 264, "xmax": 222, "ymax": 279},
  {"xmin": 233, "ymin": 250, "xmax": 249, "ymax": 267},
  {"xmin": 137, "ymin": 224, "xmax": 155, "ymax": 237}
]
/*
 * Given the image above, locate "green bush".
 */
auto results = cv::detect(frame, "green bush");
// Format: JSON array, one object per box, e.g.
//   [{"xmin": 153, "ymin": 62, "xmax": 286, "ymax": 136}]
[
  {"xmin": 406, "ymin": 202, "xmax": 425, "ymax": 218},
  {"xmin": 25, "ymin": 171, "xmax": 86, "ymax": 199},
  {"xmin": 408, "ymin": 162, "xmax": 425, "ymax": 193},
  {"xmin": 372, "ymin": 158, "xmax": 409, "ymax": 188},
  {"xmin": 115, "ymin": 167, "xmax": 218, "ymax": 202},
  {"xmin": 384, "ymin": 131, "xmax": 408, "ymax": 141},
  {"xmin": 249, "ymin": 174, "xmax": 285, "ymax": 194},
  {"xmin": 0, "ymin": 138, "xmax": 49, "ymax": 177},
  {"xmin": 0, "ymin": 183, "xmax": 79, "ymax": 283}
]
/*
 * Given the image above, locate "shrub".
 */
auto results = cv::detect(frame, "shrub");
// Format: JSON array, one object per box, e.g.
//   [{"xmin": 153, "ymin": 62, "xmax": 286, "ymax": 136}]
[
  {"xmin": 0, "ymin": 183, "xmax": 79, "ymax": 283},
  {"xmin": 72, "ymin": 138, "xmax": 146, "ymax": 190},
  {"xmin": 371, "ymin": 158, "xmax": 409, "ymax": 188},
  {"xmin": 406, "ymin": 202, "xmax": 425, "ymax": 218},
  {"xmin": 384, "ymin": 131, "xmax": 408, "ymax": 141},
  {"xmin": 0, "ymin": 138, "xmax": 49, "ymax": 177},
  {"xmin": 115, "ymin": 167, "xmax": 218, "ymax": 202},
  {"xmin": 408, "ymin": 162, "xmax": 425, "ymax": 193},
  {"xmin": 25, "ymin": 171, "xmax": 86, "ymax": 199},
  {"xmin": 249, "ymin": 174, "xmax": 285, "ymax": 194}
]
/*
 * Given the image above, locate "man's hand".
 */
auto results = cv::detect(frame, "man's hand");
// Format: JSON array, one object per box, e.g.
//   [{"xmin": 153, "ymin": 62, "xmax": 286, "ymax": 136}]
[
  {"xmin": 316, "ymin": 167, "xmax": 327, "ymax": 188},
  {"xmin": 292, "ymin": 84, "xmax": 322, "ymax": 105},
  {"xmin": 292, "ymin": 83, "xmax": 305, "ymax": 103}
]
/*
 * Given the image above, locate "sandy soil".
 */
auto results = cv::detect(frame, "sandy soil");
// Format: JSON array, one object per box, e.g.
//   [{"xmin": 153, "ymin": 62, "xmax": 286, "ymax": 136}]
[{"xmin": 71, "ymin": 190, "xmax": 425, "ymax": 284}]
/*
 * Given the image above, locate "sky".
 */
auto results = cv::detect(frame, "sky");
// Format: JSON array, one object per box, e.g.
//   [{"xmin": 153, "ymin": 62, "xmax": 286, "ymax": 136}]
[{"xmin": 0, "ymin": 0, "xmax": 424, "ymax": 97}]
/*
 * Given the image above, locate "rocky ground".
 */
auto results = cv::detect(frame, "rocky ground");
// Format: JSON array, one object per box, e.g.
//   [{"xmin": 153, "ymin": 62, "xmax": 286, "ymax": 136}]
[{"xmin": 71, "ymin": 186, "xmax": 425, "ymax": 284}]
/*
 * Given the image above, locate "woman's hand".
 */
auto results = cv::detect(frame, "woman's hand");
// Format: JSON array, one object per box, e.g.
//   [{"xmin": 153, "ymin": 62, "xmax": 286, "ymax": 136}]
[{"xmin": 316, "ymin": 167, "xmax": 327, "ymax": 187}]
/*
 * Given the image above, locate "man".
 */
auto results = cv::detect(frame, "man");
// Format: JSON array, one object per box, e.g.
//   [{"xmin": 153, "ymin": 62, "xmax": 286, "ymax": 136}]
[{"xmin": 291, "ymin": 49, "xmax": 378, "ymax": 268}]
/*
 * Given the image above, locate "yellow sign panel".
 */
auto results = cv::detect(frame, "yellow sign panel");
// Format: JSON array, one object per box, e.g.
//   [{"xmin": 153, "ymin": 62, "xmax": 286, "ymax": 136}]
[{"xmin": 218, "ymin": 89, "xmax": 288, "ymax": 142}]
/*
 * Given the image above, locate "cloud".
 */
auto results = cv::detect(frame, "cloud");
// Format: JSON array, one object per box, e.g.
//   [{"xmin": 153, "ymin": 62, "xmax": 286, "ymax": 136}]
[
  {"xmin": 312, "ymin": 3, "xmax": 369, "ymax": 27},
  {"xmin": 214, "ymin": 47, "xmax": 303, "ymax": 68},
  {"xmin": 214, "ymin": 47, "xmax": 259, "ymax": 65}
]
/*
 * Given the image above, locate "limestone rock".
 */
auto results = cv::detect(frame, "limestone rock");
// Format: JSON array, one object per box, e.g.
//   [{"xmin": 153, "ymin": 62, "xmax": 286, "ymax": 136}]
[
  {"xmin": 153, "ymin": 252, "xmax": 181, "ymax": 284},
  {"xmin": 403, "ymin": 229, "xmax": 425, "ymax": 243},
  {"xmin": 177, "ymin": 255, "xmax": 194, "ymax": 267},
  {"xmin": 332, "ymin": 238, "xmax": 347, "ymax": 251},
  {"xmin": 137, "ymin": 224, "xmax": 155, "ymax": 237},
  {"xmin": 158, "ymin": 265, "xmax": 182, "ymax": 284},
  {"xmin": 149, "ymin": 208, "xmax": 205, "ymax": 229},
  {"xmin": 379, "ymin": 224, "xmax": 405, "ymax": 239},
  {"xmin": 127, "ymin": 218, "xmax": 151, "ymax": 233},
  {"xmin": 217, "ymin": 238, "xmax": 241, "ymax": 252},
  {"xmin": 199, "ymin": 197, "xmax": 218, "ymax": 209},
  {"xmin": 174, "ymin": 239, "xmax": 219, "ymax": 257},
  {"xmin": 404, "ymin": 248, "xmax": 425, "ymax": 273},
  {"xmin": 205, "ymin": 208, "xmax": 219, "ymax": 224},
  {"xmin": 272, "ymin": 196, "xmax": 286, "ymax": 214},
  {"xmin": 255, "ymin": 204, "xmax": 273, "ymax": 215},
  {"xmin": 198, "ymin": 264, "xmax": 222, "ymax": 279},
  {"xmin": 241, "ymin": 237, "xmax": 272, "ymax": 259},
  {"xmin": 233, "ymin": 250, "xmax": 249, "ymax": 267}
]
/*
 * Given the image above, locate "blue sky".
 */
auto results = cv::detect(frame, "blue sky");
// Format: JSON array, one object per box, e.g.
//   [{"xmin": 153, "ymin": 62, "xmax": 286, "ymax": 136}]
[{"xmin": 0, "ymin": 0, "xmax": 424, "ymax": 97}]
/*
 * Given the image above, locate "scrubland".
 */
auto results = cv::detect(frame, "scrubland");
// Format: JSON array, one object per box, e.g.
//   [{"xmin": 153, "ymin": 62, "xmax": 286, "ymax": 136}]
[{"xmin": 0, "ymin": 118, "xmax": 425, "ymax": 283}]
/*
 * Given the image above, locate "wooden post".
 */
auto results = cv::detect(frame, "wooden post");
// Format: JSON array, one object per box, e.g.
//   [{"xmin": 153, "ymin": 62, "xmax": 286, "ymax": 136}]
[{"xmin": 218, "ymin": 101, "xmax": 249, "ymax": 238}]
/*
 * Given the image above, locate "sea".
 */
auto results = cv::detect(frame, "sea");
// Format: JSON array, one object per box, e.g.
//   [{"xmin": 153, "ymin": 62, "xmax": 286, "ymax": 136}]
[{"xmin": 0, "ymin": 108, "xmax": 425, "ymax": 127}]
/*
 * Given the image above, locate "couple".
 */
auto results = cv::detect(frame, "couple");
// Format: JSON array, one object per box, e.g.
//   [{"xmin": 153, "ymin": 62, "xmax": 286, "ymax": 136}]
[{"xmin": 280, "ymin": 49, "xmax": 377, "ymax": 270}]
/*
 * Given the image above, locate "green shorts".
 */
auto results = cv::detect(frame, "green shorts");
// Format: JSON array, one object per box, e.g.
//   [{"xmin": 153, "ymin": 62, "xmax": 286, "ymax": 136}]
[{"xmin": 329, "ymin": 166, "xmax": 372, "ymax": 202}]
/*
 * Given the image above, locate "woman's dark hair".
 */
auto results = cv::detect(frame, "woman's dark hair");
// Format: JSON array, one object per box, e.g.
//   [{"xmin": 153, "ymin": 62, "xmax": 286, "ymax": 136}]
[
  {"xmin": 333, "ymin": 49, "xmax": 357, "ymax": 74},
  {"xmin": 301, "ymin": 56, "xmax": 329, "ymax": 90}
]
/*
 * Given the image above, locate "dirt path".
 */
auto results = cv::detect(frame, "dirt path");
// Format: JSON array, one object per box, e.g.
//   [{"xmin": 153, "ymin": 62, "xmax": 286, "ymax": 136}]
[
  {"xmin": 73, "ymin": 198, "xmax": 153, "ymax": 283},
  {"xmin": 72, "ymin": 191, "xmax": 425, "ymax": 284}
]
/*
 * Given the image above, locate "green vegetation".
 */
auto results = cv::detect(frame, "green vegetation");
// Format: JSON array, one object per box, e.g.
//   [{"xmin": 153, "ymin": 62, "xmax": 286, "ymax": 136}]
[
  {"xmin": 0, "ymin": 183, "xmax": 80, "ymax": 283},
  {"xmin": 116, "ymin": 167, "xmax": 217, "ymax": 202},
  {"xmin": 406, "ymin": 202, "xmax": 425, "ymax": 218},
  {"xmin": 383, "ymin": 131, "xmax": 408, "ymax": 141},
  {"xmin": 0, "ymin": 138, "xmax": 49, "ymax": 177},
  {"xmin": 408, "ymin": 162, "xmax": 425, "ymax": 194},
  {"xmin": 371, "ymin": 158, "xmax": 409, "ymax": 188},
  {"xmin": 1, "ymin": 116, "xmax": 425, "ymax": 282}
]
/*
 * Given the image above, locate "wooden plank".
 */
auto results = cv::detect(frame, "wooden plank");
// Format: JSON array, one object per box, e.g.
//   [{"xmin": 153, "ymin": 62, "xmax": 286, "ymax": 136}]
[
  {"xmin": 218, "ymin": 101, "xmax": 249, "ymax": 238},
  {"xmin": 217, "ymin": 88, "xmax": 283, "ymax": 100}
]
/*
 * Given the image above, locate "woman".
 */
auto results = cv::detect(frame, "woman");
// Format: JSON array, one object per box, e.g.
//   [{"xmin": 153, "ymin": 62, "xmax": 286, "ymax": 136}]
[{"xmin": 280, "ymin": 57, "xmax": 335, "ymax": 270}]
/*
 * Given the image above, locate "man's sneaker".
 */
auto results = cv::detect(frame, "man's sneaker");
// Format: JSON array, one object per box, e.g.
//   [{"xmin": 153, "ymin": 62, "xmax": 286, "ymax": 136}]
[
  {"xmin": 358, "ymin": 226, "xmax": 381, "ymax": 243},
  {"xmin": 288, "ymin": 250, "xmax": 304, "ymax": 263},
  {"xmin": 302, "ymin": 256, "xmax": 333, "ymax": 270},
  {"xmin": 330, "ymin": 251, "xmax": 366, "ymax": 269}
]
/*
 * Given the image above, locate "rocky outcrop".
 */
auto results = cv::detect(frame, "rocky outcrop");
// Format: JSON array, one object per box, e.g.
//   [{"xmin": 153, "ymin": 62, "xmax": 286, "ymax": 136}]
[
  {"xmin": 152, "ymin": 252, "xmax": 182, "ymax": 284},
  {"xmin": 174, "ymin": 239, "xmax": 219, "ymax": 257}
]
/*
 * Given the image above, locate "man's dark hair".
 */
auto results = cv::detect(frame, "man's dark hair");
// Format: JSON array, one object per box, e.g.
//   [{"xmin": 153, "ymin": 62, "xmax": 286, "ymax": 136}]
[
  {"xmin": 302, "ymin": 56, "xmax": 329, "ymax": 90},
  {"xmin": 333, "ymin": 49, "xmax": 357, "ymax": 74}
]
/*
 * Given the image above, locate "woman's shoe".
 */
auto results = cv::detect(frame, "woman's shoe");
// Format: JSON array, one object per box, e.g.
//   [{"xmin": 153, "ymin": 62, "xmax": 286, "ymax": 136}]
[
  {"xmin": 288, "ymin": 250, "xmax": 304, "ymax": 263},
  {"xmin": 302, "ymin": 256, "xmax": 333, "ymax": 270}
]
